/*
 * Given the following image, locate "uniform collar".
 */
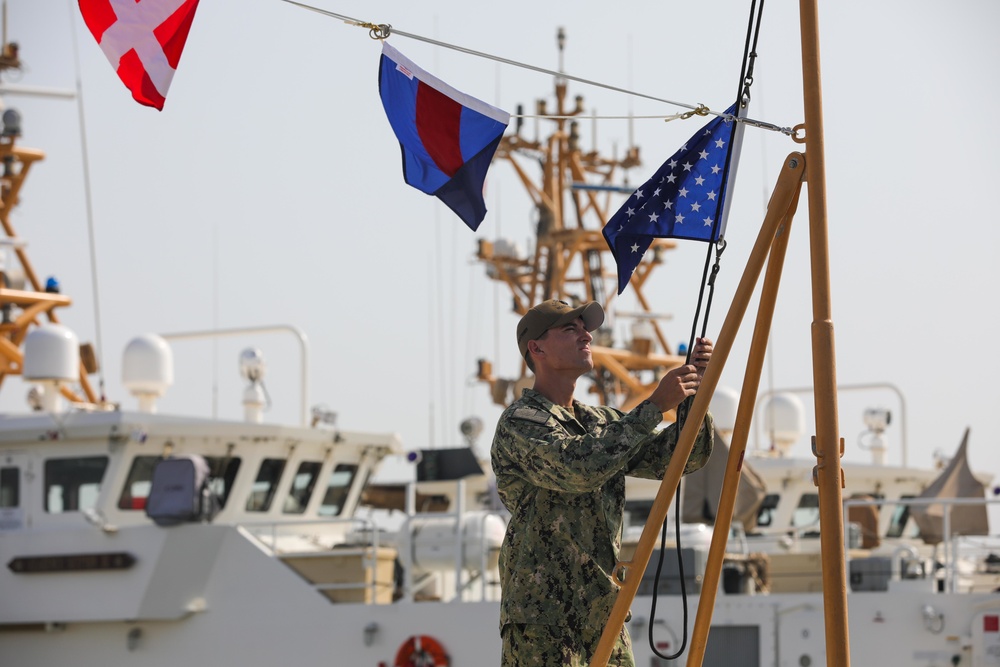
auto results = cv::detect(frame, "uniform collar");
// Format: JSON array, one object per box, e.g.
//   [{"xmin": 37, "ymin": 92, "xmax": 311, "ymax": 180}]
[{"xmin": 521, "ymin": 387, "xmax": 581, "ymax": 423}]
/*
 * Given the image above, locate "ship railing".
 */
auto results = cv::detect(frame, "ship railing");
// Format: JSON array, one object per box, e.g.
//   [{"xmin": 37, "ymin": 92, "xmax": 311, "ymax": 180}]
[
  {"xmin": 740, "ymin": 521, "xmax": 823, "ymax": 553},
  {"xmin": 843, "ymin": 495, "xmax": 1000, "ymax": 594},
  {"xmin": 236, "ymin": 516, "xmax": 389, "ymax": 604},
  {"xmin": 398, "ymin": 508, "xmax": 507, "ymax": 604}
]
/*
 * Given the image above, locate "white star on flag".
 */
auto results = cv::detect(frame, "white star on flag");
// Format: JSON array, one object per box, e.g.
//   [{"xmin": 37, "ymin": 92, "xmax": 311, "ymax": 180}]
[{"xmin": 601, "ymin": 103, "xmax": 742, "ymax": 295}]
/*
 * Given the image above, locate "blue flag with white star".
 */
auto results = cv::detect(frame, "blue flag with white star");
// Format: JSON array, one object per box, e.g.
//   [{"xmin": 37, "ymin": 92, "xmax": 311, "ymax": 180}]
[{"xmin": 603, "ymin": 104, "xmax": 739, "ymax": 294}]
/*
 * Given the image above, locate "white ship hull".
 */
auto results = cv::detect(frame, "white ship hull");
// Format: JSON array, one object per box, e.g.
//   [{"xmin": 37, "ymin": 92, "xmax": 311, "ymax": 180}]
[{"xmin": 3, "ymin": 518, "xmax": 998, "ymax": 667}]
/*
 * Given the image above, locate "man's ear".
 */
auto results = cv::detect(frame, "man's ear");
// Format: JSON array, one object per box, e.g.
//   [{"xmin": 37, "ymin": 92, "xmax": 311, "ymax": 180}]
[{"xmin": 527, "ymin": 340, "xmax": 543, "ymax": 359}]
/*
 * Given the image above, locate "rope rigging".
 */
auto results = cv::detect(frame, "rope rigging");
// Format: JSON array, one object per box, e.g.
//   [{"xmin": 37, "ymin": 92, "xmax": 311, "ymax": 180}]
[
  {"xmin": 281, "ymin": 0, "xmax": 794, "ymax": 136},
  {"xmin": 646, "ymin": 0, "xmax": 766, "ymax": 660},
  {"xmin": 288, "ymin": 0, "xmax": 776, "ymax": 661}
]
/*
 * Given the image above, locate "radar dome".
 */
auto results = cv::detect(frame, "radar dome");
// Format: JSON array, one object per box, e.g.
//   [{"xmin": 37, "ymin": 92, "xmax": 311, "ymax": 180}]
[
  {"xmin": 122, "ymin": 334, "xmax": 174, "ymax": 397},
  {"xmin": 23, "ymin": 324, "xmax": 79, "ymax": 381},
  {"xmin": 762, "ymin": 392, "xmax": 806, "ymax": 452},
  {"xmin": 709, "ymin": 386, "xmax": 740, "ymax": 436}
]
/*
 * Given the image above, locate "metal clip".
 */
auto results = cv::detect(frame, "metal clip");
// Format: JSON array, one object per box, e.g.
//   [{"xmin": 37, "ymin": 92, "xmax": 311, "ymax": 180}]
[
  {"xmin": 367, "ymin": 23, "xmax": 392, "ymax": 40},
  {"xmin": 681, "ymin": 104, "xmax": 711, "ymax": 119},
  {"xmin": 664, "ymin": 104, "xmax": 710, "ymax": 123}
]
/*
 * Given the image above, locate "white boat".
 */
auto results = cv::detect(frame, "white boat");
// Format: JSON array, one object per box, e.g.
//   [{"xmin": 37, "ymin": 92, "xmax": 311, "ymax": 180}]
[
  {"xmin": 2, "ymin": 11, "xmax": 1000, "ymax": 667},
  {"xmin": 2, "ymin": 325, "xmax": 998, "ymax": 666}
]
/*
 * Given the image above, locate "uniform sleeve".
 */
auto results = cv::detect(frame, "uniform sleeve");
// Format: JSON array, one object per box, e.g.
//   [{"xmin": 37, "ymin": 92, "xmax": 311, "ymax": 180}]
[
  {"xmin": 492, "ymin": 400, "xmax": 664, "ymax": 494},
  {"xmin": 625, "ymin": 411, "xmax": 715, "ymax": 480}
]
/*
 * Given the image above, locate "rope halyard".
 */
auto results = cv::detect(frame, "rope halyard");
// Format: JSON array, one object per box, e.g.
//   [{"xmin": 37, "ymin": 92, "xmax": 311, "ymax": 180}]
[
  {"xmin": 281, "ymin": 0, "xmax": 795, "ymax": 136},
  {"xmin": 645, "ymin": 0, "xmax": 766, "ymax": 661}
]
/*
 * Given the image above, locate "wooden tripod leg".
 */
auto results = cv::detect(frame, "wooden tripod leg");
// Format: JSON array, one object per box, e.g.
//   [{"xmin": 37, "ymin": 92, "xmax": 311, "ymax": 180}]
[
  {"xmin": 588, "ymin": 152, "xmax": 807, "ymax": 667},
  {"xmin": 685, "ymin": 164, "xmax": 805, "ymax": 667},
  {"xmin": 799, "ymin": 1, "xmax": 852, "ymax": 663}
]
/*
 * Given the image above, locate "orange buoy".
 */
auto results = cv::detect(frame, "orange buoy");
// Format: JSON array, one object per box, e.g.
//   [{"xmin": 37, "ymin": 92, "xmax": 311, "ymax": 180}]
[{"xmin": 394, "ymin": 635, "xmax": 450, "ymax": 667}]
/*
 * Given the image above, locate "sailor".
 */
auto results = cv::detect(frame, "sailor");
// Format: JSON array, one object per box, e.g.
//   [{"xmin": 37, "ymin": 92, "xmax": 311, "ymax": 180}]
[{"xmin": 491, "ymin": 299, "xmax": 715, "ymax": 667}]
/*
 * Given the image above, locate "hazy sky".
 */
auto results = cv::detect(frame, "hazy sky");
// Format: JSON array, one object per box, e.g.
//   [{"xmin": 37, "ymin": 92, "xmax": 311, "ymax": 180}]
[{"xmin": 3, "ymin": 1, "xmax": 999, "ymax": 512}]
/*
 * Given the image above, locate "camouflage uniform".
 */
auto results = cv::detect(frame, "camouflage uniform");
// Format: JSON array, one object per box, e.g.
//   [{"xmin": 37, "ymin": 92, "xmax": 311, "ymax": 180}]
[{"xmin": 492, "ymin": 388, "xmax": 714, "ymax": 667}]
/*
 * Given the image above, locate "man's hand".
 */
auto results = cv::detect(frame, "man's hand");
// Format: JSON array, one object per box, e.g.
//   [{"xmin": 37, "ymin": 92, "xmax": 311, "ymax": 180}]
[
  {"xmin": 647, "ymin": 338, "xmax": 714, "ymax": 413},
  {"xmin": 689, "ymin": 337, "xmax": 713, "ymax": 379}
]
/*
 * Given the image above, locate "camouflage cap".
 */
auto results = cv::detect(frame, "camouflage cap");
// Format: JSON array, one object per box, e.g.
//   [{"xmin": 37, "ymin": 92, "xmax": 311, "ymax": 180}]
[{"xmin": 517, "ymin": 299, "xmax": 605, "ymax": 361}]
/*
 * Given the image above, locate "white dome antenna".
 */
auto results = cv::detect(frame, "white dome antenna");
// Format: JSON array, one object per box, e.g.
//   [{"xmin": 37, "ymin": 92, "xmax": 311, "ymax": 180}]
[
  {"xmin": 122, "ymin": 334, "xmax": 174, "ymax": 413},
  {"xmin": 23, "ymin": 324, "xmax": 79, "ymax": 413},
  {"xmin": 709, "ymin": 386, "xmax": 740, "ymax": 440},
  {"xmin": 761, "ymin": 392, "xmax": 805, "ymax": 456}
]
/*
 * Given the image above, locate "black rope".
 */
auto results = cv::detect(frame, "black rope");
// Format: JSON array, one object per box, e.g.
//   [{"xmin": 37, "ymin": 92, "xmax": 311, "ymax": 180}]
[
  {"xmin": 645, "ymin": 0, "xmax": 765, "ymax": 661},
  {"xmin": 647, "ymin": 485, "xmax": 688, "ymax": 660}
]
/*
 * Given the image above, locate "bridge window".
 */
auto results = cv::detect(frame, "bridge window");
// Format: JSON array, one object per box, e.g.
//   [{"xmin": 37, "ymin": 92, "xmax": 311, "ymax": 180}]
[
  {"xmin": 44, "ymin": 456, "xmax": 109, "ymax": 513},
  {"xmin": 205, "ymin": 456, "xmax": 242, "ymax": 508},
  {"xmin": 319, "ymin": 464, "xmax": 359, "ymax": 516},
  {"xmin": 118, "ymin": 456, "xmax": 158, "ymax": 510},
  {"xmin": 283, "ymin": 461, "xmax": 322, "ymax": 514},
  {"xmin": 246, "ymin": 458, "xmax": 286, "ymax": 512},
  {"xmin": 0, "ymin": 467, "xmax": 18, "ymax": 507},
  {"xmin": 118, "ymin": 455, "xmax": 242, "ymax": 511},
  {"xmin": 791, "ymin": 493, "xmax": 820, "ymax": 528},
  {"xmin": 755, "ymin": 493, "xmax": 780, "ymax": 527},
  {"xmin": 886, "ymin": 495, "xmax": 917, "ymax": 538}
]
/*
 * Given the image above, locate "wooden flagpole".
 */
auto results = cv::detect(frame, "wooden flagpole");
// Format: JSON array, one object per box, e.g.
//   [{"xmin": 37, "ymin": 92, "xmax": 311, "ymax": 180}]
[
  {"xmin": 684, "ymin": 163, "xmax": 804, "ymax": 665},
  {"xmin": 798, "ymin": 1, "xmax": 852, "ymax": 664},
  {"xmin": 588, "ymin": 153, "xmax": 807, "ymax": 667},
  {"xmin": 591, "ymin": 1, "xmax": 852, "ymax": 663}
]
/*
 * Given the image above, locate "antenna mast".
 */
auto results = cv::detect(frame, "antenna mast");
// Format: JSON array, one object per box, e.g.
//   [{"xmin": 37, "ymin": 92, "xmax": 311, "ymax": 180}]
[{"xmin": 476, "ymin": 28, "xmax": 690, "ymax": 412}]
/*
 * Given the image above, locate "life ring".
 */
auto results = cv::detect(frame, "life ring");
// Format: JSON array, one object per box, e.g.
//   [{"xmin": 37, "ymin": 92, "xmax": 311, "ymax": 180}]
[{"xmin": 394, "ymin": 634, "xmax": 450, "ymax": 667}]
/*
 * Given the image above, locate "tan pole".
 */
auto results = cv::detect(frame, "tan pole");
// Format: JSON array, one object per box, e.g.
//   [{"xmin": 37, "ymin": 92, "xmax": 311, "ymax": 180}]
[
  {"xmin": 589, "ymin": 153, "xmax": 806, "ymax": 667},
  {"xmin": 798, "ymin": 1, "xmax": 851, "ymax": 665},
  {"xmin": 685, "ymin": 165, "xmax": 804, "ymax": 666}
]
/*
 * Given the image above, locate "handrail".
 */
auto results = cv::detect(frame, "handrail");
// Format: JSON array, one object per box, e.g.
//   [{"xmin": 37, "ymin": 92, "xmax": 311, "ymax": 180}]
[
  {"xmin": 843, "ymin": 495, "xmax": 999, "ymax": 593},
  {"xmin": 237, "ymin": 516, "xmax": 384, "ymax": 603},
  {"xmin": 161, "ymin": 325, "xmax": 310, "ymax": 426},
  {"xmin": 237, "ymin": 506, "xmax": 507, "ymax": 605}
]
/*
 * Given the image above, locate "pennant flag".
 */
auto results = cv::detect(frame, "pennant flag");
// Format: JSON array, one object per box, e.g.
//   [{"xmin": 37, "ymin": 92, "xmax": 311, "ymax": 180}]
[
  {"xmin": 602, "ymin": 104, "xmax": 741, "ymax": 294},
  {"xmin": 378, "ymin": 42, "xmax": 510, "ymax": 231},
  {"xmin": 79, "ymin": 0, "xmax": 201, "ymax": 110}
]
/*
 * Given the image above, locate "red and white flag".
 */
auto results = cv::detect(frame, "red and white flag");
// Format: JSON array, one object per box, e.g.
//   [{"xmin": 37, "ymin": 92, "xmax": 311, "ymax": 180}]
[{"xmin": 78, "ymin": 0, "xmax": 201, "ymax": 110}]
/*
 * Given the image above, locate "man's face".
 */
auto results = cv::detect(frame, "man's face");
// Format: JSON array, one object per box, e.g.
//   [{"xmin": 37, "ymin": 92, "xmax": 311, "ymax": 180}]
[{"xmin": 534, "ymin": 317, "xmax": 594, "ymax": 373}]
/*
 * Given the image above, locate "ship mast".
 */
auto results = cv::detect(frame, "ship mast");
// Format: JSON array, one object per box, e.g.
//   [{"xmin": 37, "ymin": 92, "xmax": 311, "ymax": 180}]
[
  {"xmin": 476, "ymin": 29, "xmax": 689, "ymax": 413},
  {"xmin": 0, "ymin": 31, "xmax": 100, "ymax": 405}
]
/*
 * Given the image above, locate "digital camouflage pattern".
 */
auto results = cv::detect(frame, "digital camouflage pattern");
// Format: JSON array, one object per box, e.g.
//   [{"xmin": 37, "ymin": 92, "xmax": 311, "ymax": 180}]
[
  {"xmin": 491, "ymin": 388, "xmax": 714, "ymax": 666},
  {"xmin": 501, "ymin": 621, "xmax": 633, "ymax": 667}
]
